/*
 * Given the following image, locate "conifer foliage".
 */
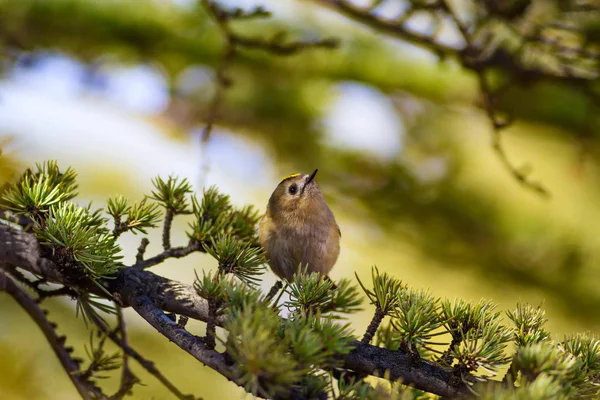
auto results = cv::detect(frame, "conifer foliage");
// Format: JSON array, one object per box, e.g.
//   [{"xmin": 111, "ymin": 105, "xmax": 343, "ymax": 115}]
[{"xmin": 1, "ymin": 161, "xmax": 599, "ymax": 399}]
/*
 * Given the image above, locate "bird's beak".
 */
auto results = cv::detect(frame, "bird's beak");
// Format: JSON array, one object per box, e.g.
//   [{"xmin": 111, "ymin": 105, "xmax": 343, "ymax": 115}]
[{"xmin": 306, "ymin": 169, "xmax": 318, "ymax": 185}]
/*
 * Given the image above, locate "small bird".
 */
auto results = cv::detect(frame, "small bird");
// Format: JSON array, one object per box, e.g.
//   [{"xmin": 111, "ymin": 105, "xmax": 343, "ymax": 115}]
[{"xmin": 259, "ymin": 169, "xmax": 341, "ymax": 281}]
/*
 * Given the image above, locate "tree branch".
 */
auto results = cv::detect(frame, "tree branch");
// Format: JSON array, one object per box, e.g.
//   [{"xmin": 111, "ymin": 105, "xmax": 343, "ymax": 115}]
[
  {"xmin": 0, "ymin": 222, "xmax": 471, "ymax": 398},
  {"xmin": 344, "ymin": 341, "xmax": 470, "ymax": 397},
  {"xmin": 133, "ymin": 241, "xmax": 203, "ymax": 270},
  {"xmin": 0, "ymin": 271, "xmax": 105, "ymax": 400},
  {"xmin": 312, "ymin": 0, "xmax": 600, "ymax": 198},
  {"xmin": 128, "ymin": 294, "xmax": 236, "ymax": 382},
  {"xmin": 88, "ymin": 311, "xmax": 195, "ymax": 400},
  {"xmin": 361, "ymin": 307, "xmax": 384, "ymax": 344},
  {"xmin": 110, "ymin": 307, "xmax": 139, "ymax": 400},
  {"xmin": 135, "ymin": 238, "xmax": 150, "ymax": 265},
  {"xmin": 162, "ymin": 210, "xmax": 174, "ymax": 251},
  {"xmin": 312, "ymin": 0, "xmax": 458, "ymax": 57}
]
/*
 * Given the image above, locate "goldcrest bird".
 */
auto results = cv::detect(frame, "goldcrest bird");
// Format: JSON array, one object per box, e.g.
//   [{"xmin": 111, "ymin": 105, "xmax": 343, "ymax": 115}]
[{"xmin": 259, "ymin": 169, "xmax": 341, "ymax": 281}]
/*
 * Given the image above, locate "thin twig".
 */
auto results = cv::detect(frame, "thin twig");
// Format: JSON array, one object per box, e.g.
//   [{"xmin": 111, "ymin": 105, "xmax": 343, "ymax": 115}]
[
  {"xmin": 265, "ymin": 280, "xmax": 283, "ymax": 304},
  {"xmin": 441, "ymin": 0, "xmax": 472, "ymax": 48},
  {"xmin": 230, "ymin": 34, "xmax": 338, "ymax": 54},
  {"xmin": 0, "ymin": 271, "xmax": 106, "ymax": 400},
  {"xmin": 313, "ymin": 0, "xmax": 458, "ymax": 57},
  {"xmin": 204, "ymin": 298, "xmax": 219, "ymax": 350},
  {"xmin": 177, "ymin": 315, "xmax": 189, "ymax": 329},
  {"xmin": 112, "ymin": 218, "xmax": 128, "ymax": 239},
  {"xmin": 5, "ymin": 266, "xmax": 77, "ymax": 302},
  {"xmin": 476, "ymin": 71, "xmax": 550, "ymax": 197},
  {"xmin": 197, "ymin": 0, "xmax": 339, "ymax": 187},
  {"xmin": 439, "ymin": 334, "xmax": 462, "ymax": 366},
  {"xmin": 442, "ymin": 1, "xmax": 548, "ymax": 196},
  {"xmin": 36, "ymin": 285, "xmax": 78, "ymax": 301},
  {"xmin": 110, "ymin": 307, "xmax": 139, "ymax": 400},
  {"xmin": 88, "ymin": 311, "xmax": 195, "ymax": 400},
  {"xmin": 162, "ymin": 210, "xmax": 174, "ymax": 251},
  {"xmin": 198, "ymin": 44, "xmax": 234, "ymax": 187},
  {"xmin": 135, "ymin": 238, "xmax": 150, "ymax": 265},
  {"xmin": 198, "ymin": 0, "xmax": 236, "ymax": 185},
  {"xmin": 312, "ymin": 0, "xmax": 561, "ymax": 197},
  {"xmin": 361, "ymin": 307, "xmax": 385, "ymax": 344},
  {"xmin": 133, "ymin": 241, "xmax": 203, "ymax": 269}
]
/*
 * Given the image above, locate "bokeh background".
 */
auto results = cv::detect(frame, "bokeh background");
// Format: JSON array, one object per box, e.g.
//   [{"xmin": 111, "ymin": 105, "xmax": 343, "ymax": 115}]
[{"xmin": 1, "ymin": 0, "xmax": 600, "ymax": 399}]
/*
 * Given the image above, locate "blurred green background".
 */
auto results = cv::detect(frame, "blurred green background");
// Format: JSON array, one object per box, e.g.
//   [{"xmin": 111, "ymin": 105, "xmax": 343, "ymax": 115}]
[{"xmin": 1, "ymin": 0, "xmax": 600, "ymax": 399}]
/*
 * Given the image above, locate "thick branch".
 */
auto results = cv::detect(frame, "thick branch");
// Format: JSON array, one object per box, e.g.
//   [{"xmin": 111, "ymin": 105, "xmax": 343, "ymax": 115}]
[
  {"xmin": 344, "ymin": 341, "xmax": 469, "ymax": 397},
  {"xmin": 128, "ymin": 294, "xmax": 235, "ymax": 380},
  {"xmin": 0, "ymin": 222, "xmax": 217, "ymax": 321},
  {"xmin": 0, "ymin": 222, "xmax": 471, "ymax": 398}
]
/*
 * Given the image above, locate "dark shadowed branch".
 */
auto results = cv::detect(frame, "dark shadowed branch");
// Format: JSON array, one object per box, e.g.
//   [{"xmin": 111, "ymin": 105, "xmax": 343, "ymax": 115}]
[
  {"xmin": 109, "ymin": 308, "xmax": 140, "ymax": 400},
  {"xmin": 196, "ymin": 0, "xmax": 338, "ymax": 184},
  {"xmin": 0, "ymin": 270, "xmax": 106, "ymax": 400},
  {"xmin": 88, "ymin": 311, "xmax": 195, "ymax": 400},
  {"xmin": 313, "ymin": 0, "xmax": 600, "ymax": 196},
  {"xmin": 128, "ymin": 295, "xmax": 235, "ymax": 380}
]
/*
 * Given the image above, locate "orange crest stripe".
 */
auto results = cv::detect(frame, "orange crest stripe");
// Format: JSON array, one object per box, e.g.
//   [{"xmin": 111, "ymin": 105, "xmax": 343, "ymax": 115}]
[{"xmin": 279, "ymin": 173, "xmax": 302, "ymax": 184}]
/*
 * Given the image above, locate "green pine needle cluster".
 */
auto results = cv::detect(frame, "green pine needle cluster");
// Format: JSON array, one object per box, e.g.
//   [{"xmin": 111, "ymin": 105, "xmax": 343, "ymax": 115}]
[
  {"xmin": 76, "ymin": 294, "xmax": 117, "ymax": 327},
  {"xmin": 338, "ymin": 378, "xmax": 426, "ymax": 400},
  {"xmin": 194, "ymin": 266, "xmax": 362, "ymax": 398},
  {"xmin": 194, "ymin": 269, "xmax": 268, "ymax": 308},
  {"xmin": 515, "ymin": 343, "xmax": 580, "ymax": 388},
  {"xmin": 203, "ymin": 234, "xmax": 266, "ymax": 286},
  {"xmin": 76, "ymin": 330, "xmax": 121, "ymax": 381},
  {"xmin": 221, "ymin": 278, "xmax": 266, "ymax": 311},
  {"xmin": 1, "ymin": 162, "xmax": 124, "ymax": 285},
  {"xmin": 188, "ymin": 185, "xmax": 261, "ymax": 246},
  {"xmin": 356, "ymin": 266, "xmax": 405, "ymax": 316},
  {"xmin": 355, "ymin": 264, "xmax": 599, "ymax": 398},
  {"xmin": 359, "ymin": 268, "xmax": 512, "ymax": 372},
  {"xmin": 506, "ymin": 303, "xmax": 551, "ymax": 346},
  {"xmin": 1, "ymin": 161, "xmax": 77, "ymax": 218},
  {"xmin": 286, "ymin": 272, "xmax": 363, "ymax": 317},
  {"xmin": 194, "ymin": 269, "xmax": 227, "ymax": 302},
  {"xmin": 226, "ymin": 302, "xmax": 303, "ymax": 398},
  {"xmin": 107, "ymin": 195, "xmax": 161, "ymax": 235},
  {"xmin": 150, "ymin": 175, "xmax": 193, "ymax": 214},
  {"xmin": 359, "ymin": 268, "xmax": 513, "ymax": 375},
  {"xmin": 392, "ymin": 289, "xmax": 444, "ymax": 357},
  {"xmin": 225, "ymin": 295, "xmax": 356, "ymax": 398},
  {"xmin": 560, "ymin": 333, "xmax": 600, "ymax": 394},
  {"xmin": 479, "ymin": 373, "xmax": 569, "ymax": 400},
  {"xmin": 450, "ymin": 318, "xmax": 512, "ymax": 375},
  {"xmin": 478, "ymin": 332, "xmax": 600, "ymax": 398},
  {"xmin": 194, "ymin": 255, "xmax": 363, "ymax": 397},
  {"xmin": 194, "ymin": 270, "xmax": 269, "ymax": 326},
  {"xmin": 36, "ymin": 202, "xmax": 123, "ymax": 281},
  {"xmin": 441, "ymin": 299, "xmax": 512, "ymax": 375}
]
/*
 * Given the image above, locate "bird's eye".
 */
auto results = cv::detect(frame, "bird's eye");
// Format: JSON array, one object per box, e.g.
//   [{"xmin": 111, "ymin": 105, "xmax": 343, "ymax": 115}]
[{"xmin": 288, "ymin": 184, "xmax": 298, "ymax": 195}]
